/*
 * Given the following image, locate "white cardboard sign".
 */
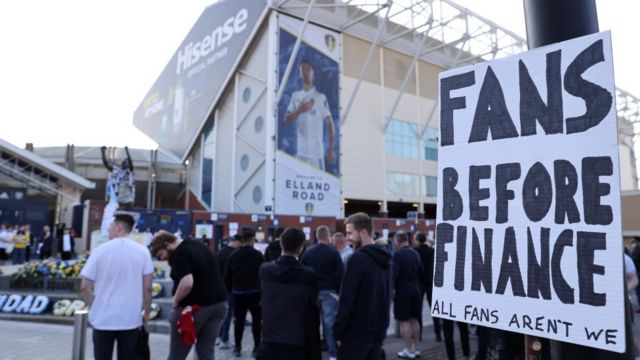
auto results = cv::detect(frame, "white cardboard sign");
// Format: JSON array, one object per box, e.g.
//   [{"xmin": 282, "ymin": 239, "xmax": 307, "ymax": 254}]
[{"xmin": 433, "ymin": 31, "xmax": 624, "ymax": 352}]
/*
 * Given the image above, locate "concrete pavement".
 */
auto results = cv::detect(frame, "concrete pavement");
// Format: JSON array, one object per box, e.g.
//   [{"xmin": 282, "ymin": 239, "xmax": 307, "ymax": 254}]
[{"xmin": 0, "ymin": 318, "xmax": 457, "ymax": 360}]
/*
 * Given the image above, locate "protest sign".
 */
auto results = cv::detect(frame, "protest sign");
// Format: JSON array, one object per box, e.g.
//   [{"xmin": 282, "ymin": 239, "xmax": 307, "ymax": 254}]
[{"xmin": 432, "ymin": 31, "xmax": 624, "ymax": 352}]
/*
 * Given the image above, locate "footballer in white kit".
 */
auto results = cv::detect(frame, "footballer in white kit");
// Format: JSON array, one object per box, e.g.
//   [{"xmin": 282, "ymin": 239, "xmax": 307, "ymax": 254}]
[{"xmin": 285, "ymin": 60, "xmax": 336, "ymax": 171}]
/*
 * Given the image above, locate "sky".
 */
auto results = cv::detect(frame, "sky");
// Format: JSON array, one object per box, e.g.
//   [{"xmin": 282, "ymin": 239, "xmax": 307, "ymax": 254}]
[{"xmin": 0, "ymin": 0, "xmax": 637, "ymax": 151}]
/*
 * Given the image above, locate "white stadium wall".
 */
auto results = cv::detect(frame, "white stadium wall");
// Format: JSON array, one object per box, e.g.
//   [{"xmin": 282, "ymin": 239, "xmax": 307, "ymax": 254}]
[
  {"xmin": 619, "ymin": 143, "xmax": 637, "ymax": 191},
  {"xmin": 340, "ymin": 33, "xmax": 444, "ymax": 206},
  {"xmin": 213, "ymin": 93, "xmax": 235, "ymax": 213},
  {"xmin": 179, "ymin": 4, "xmax": 639, "ymax": 217},
  {"xmin": 188, "ymin": 137, "xmax": 202, "ymax": 200},
  {"xmin": 233, "ymin": 28, "xmax": 269, "ymax": 214},
  {"xmin": 205, "ymin": 27, "xmax": 271, "ymax": 214}
]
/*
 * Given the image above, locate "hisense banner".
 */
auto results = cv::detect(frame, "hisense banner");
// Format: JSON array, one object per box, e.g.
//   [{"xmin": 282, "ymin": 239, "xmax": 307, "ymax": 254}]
[
  {"xmin": 133, "ymin": 0, "xmax": 267, "ymax": 159},
  {"xmin": 275, "ymin": 14, "xmax": 341, "ymax": 217}
]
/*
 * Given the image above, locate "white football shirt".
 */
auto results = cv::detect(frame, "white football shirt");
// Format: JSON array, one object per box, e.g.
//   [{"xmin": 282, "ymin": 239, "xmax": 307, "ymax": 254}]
[{"xmin": 286, "ymin": 87, "xmax": 331, "ymax": 165}]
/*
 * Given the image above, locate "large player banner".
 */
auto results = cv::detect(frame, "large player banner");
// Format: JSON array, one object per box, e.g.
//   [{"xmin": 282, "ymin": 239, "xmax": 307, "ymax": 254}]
[
  {"xmin": 433, "ymin": 32, "xmax": 624, "ymax": 352},
  {"xmin": 275, "ymin": 15, "xmax": 341, "ymax": 217}
]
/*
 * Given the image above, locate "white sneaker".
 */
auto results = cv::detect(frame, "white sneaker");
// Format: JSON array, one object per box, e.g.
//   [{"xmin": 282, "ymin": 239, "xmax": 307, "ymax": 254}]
[
  {"xmin": 397, "ymin": 349, "xmax": 416, "ymax": 359},
  {"xmin": 219, "ymin": 341, "xmax": 230, "ymax": 349},
  {"xmin": 330, "ymin": 357, "xmax": 337, "ymax": 360}
]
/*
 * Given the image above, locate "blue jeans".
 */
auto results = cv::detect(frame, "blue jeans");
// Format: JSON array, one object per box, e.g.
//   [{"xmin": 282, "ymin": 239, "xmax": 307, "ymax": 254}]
[
  {"xmin": 218, "ymin": 294, "xmax": 234, "ymax": 343},
  {"xmin": 319, "ymin": 290, "xmax": 338, "ymax": 357}
]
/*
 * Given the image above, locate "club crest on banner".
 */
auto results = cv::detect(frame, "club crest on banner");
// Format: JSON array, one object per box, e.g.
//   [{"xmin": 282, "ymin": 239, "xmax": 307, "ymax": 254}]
[
  {"xmin": 325, "ymin": 34, "xmax": 337, "ymax": 52},
  {"xmin": 305, "ymin": 202, "xmax": 314, "ymax": 215}
]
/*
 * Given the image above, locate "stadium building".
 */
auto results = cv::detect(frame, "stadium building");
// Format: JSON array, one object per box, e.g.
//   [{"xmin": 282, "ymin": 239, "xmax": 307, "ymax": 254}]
[
  {"xmin": 134, "ymin": 0, "xmax": 640, "ymax": 225},
  {"xmin": 0, "ymin": 0, "xmax": 638, "ymax": 249}
]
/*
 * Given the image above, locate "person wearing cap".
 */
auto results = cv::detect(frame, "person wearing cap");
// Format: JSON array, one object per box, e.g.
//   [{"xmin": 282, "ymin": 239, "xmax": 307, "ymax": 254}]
[
  {"xmin": 264, "ymin": 227, "xmax": 285, "ymax": 262},
  {"xmin": 80, "ymin": 213, "xmax": 153, "ymax": 360},
  {"xmin": 216, "ymin": 235, "xmax": 241, "ymax": 349},
  {"xmin": 224, "ymin": 227, "xmax": 265, "ymax": 357}
]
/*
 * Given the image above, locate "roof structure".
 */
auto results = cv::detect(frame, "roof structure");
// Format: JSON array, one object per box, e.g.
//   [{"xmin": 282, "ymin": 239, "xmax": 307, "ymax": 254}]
[
  {"xmin": 274, "ymin": 0, "xmax": 640, "ymax": 142},
  {"xmin": 0, "ymin": 138, "xmax": 95, "ymax": 199},
  {"xmin": 34, "ymin": 146, "xmax": 183, "ymax": 169}
]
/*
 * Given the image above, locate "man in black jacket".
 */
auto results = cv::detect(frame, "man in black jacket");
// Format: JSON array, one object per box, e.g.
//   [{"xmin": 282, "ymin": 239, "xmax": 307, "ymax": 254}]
[
  {"xmin": 301, "ymin": 225, "xmax": 343, "ymax": 360},
  {"xmin": 224, "ymin": 228, "xmax": 264, "ymax": 357},
  {"xmin": 216, "ymin": 235, "xmax": 240, "ymax": 349},
  {"xmin": 38, "ymin": 225, "xmax": 53, "ymax": 259},
  {"xmin": 334, "ymin": 212, "xmax": 392, "ymax": 360},
  {"xmin": 258, "ymin": 227, "xmax": 320, "ymax": 360},
  {"xmin": 413, "ymin": 232, "xmax": 441, "ymax": 341},
  {"xmin": 59, "ymin": 226, "xmax": 74, "ymax": 260}
]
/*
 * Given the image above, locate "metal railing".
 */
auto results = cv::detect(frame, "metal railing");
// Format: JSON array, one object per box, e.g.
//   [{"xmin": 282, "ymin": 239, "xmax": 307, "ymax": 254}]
[{"xmin": 71, "ymin": 310, "xmax": 89, "ymax": 360}]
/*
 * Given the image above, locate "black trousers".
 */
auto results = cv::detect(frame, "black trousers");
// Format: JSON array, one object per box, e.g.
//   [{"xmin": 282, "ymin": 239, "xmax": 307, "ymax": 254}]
[
  {"xmin": 234, "ymin": 292, "xmax": 261, "ymax": 350},
  {"xmin": 257, "ymin": 341, "xmax": 305, "ymax": 360},
  {"xmin": 92, "ymin": 328, "xmax": 139, "ymax": 360},
  {"xmin": 422, "ymin": 287, "xmax": 441, "ymax": 338},
  {"xmin": 337, "ymin": 340, "xmax": 383, "ymax": 360},
  {"xmin": 442, "ymin": 319, "xmax": 470, "ymax": 360}
]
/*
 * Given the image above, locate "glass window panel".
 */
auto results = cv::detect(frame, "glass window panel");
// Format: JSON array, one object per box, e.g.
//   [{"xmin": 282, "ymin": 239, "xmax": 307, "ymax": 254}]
[
  {"xmin": 422, "ymin": 127, "xmax": 439, "ymax": 161},
  {"xmin": 386, "ymin": 119, "xmax": 419, "ymax": 159},
  {"xmin": 425, "ymin": 176, "xmax": 438, "ymax": 197},
  {"xmin": 387, "ymin": 172, "xmax": 421, "ymax": 196},
  {"xmin": 201, "ymin": 122, "xmax": 215, "ymax": 208}
]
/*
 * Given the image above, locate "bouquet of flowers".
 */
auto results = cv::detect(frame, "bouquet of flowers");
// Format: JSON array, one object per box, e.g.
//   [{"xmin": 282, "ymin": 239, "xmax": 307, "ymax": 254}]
[
  {"xmin": 12, "ymin": 256, "xmax": 88, "ymax": 280},
  {"xmin": 152, "ymin": 263, "xmax": 165, "ymax": 279}
]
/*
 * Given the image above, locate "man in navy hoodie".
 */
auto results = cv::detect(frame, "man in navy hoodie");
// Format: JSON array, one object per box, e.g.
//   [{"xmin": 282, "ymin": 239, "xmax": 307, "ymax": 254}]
[{"xmin": 334, "ymin": 212, "xmax": 392, "ymax": 360}]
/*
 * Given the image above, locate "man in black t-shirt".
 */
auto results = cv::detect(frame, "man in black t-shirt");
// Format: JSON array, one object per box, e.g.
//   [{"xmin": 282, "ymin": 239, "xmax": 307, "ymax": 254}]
[{"xmin": 151, "ymin": 231, "xmax": 227, "ymax": 360}]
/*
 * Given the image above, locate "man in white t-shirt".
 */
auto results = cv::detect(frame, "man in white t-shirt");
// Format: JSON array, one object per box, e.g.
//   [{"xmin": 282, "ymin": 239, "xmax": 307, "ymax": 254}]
[
  {"xmin": 80, "ymin": 213, "xmax": 153, "ymax": 360},
  {"xmin": 285, "ymin": 60, "xmax": 336, "ymax": 172}
]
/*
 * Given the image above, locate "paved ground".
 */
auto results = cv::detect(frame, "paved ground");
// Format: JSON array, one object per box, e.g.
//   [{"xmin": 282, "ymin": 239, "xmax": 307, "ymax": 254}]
[{"xmin": 0, "ymin": 311, "xmax": 459, "ymax": 360}]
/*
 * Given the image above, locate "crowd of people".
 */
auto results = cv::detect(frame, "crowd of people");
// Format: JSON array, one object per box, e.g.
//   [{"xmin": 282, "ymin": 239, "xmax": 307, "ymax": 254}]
[
  {"xmin": 5, "ymin": 209, "xmax": 638, "ymax": 359},
  {"xmin": 0, "ymin": 223, "xmax": 75, "ymax": 265},
  {"xmin": 77, "ymin": 211, "xmax": 541, "ymax": 360},
  {"xmin": 144, "ymin": 211, "xmax": 457, "ymax": 360}
]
